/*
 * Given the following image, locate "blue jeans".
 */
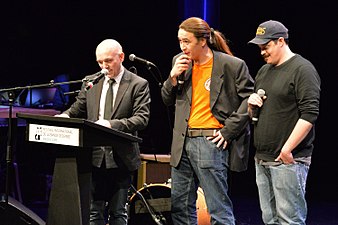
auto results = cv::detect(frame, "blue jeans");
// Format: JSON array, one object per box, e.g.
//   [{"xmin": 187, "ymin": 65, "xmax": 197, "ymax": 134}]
[
  {"xmin": 255, "ymin": 162, "xmax": 309, "ymax": 225},
  {"xmin": 171, "ymin": 136, "xmax": 235, "ymax": 225}
]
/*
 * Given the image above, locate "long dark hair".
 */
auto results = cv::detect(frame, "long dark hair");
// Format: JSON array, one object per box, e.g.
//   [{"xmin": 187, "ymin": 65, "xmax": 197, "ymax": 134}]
[{"xmin": 179, "ymin": 17, "xmax": 233, "ymax": 56}]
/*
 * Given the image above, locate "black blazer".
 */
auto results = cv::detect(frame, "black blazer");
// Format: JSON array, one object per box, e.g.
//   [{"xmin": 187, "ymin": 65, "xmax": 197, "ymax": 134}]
[
  {"xmin": 161, "ymin": 51, "xmax": 254, "ymax": 172},
  {"xmin": 63, "ymin": 68, "xmax": 151, "ymax": 171}
]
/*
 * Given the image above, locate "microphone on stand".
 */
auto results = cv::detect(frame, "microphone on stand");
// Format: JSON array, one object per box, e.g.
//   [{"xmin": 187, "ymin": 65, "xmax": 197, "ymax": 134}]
[
  {"xmin": 129, "ymin": 53, "xmax": 164, "ymax": 88},
  {"xmin": 129, "ymin": 54, "xmax": 155, "ymax": 67},
  {"xmin": 84, "ymin": 69, "xmax": 109, "ymax": 91}
]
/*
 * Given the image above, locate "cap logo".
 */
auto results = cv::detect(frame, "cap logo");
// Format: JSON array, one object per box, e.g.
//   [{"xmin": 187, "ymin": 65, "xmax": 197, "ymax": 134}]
[{"xmin": 256, "ymin": 27, "xmax": 266, "ymax": 36}]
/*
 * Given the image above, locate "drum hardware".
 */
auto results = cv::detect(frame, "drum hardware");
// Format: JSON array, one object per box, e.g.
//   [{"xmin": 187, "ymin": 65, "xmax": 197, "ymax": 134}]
[
  {"xmin": 143, "ymin": 183, "xmax": 168, "ymax": 224},
  {"xmin": 128, "ymin": 181, "xmax": 209, "ymax": 225},
  {"xmin": 129, "ymin": 184, "xmax": 167, "ymax": 225}
]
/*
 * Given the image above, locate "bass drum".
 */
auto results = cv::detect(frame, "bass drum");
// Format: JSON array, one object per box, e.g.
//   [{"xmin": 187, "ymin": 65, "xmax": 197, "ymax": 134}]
[{"xmin": 128, "ymin": 183, "xmax": 210, "ymax": 225}]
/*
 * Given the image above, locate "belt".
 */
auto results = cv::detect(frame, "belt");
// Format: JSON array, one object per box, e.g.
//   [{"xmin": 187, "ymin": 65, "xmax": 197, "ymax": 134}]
[{"xmin": 186, "ymin": 128, "xmax": 219, "ymax": 137}]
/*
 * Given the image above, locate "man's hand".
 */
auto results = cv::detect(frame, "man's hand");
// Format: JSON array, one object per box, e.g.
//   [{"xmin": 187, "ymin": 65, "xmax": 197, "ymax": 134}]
[
  {"xmin": 54, "ymin": 114, "xmax": 70, "ymax": 118},
  {"xmin": 207, "ymin": 130, "xmax": 228, "ymax": 149},
  {"xmin": 95, "ymin": 119, "xmax": 112, "ymax": 128}
]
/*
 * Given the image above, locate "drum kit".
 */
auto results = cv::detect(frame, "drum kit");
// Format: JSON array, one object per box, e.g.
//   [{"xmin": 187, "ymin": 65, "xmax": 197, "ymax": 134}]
[{"xmin": 128, "ymin": 179, "xmax": 210, "ymax": 225}]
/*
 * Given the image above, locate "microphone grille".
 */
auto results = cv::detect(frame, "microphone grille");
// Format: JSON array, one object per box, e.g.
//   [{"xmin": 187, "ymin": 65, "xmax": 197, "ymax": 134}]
[
  {"xmin": 129, "ymin": 54, "xmax": 135, "ymax": 61},
  {"xmin": 257, "ymin": 89, "xmax": 266, "ymax": 97},
  {"xmin": 101, "ymin": 69, "xmax": 109, "ymax": 75}
]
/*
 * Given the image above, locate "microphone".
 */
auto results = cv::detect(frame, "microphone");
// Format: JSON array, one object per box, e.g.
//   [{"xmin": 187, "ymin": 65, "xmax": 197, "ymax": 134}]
[
  {"xmin": 177, "ymin": 60, "xmax": 191, "ymax": 95},
  {"xmin": 177, "ymin": 72, "xmax": 185, "ymax": 94},
  {"xmin": 85, "ymin": 69, "xmax": 109, "ymax": 91},
  {"xmin": 129, "ymin": 54, "xmax": 155, "ymax": 67},
  {"xmin": 251, "ymin": 88, "xmax": 266, "ymax": 124}
]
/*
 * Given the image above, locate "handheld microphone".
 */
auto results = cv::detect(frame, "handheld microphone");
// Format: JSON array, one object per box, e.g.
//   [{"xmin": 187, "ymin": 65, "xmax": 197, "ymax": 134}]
[
  {"xmin": 177, "ymin": 72, "xmax": 185, "ymax": 94},
  {"xmin": 251, "ymin": 88, "xmax": 266, "ymax": 124},
  {"xmin": 129, "ymin": 54, "xmax": 155, "ymax": 67},
  {"xmin": 85, "ymin": 69, "xmax": 109, "ymax": 91},
  {"xmin": 177, "ymin": 60, "xmax": 191, "ymax": 94}
]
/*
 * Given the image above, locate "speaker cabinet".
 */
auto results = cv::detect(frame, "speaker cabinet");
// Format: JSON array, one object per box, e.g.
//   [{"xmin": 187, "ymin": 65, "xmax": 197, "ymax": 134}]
[
  {"xmin": 136, "ymin": 154, "xmax": 171, "ymax": 189},
  {"xmin": 0, "ymin": 196, "xmax": 45, "ymax": 225}
]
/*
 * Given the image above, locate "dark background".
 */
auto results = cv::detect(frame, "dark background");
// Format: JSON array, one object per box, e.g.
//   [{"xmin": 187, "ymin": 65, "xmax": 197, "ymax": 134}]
[{"xmin": 1, "ymin": 0, "xmax": 337, "ymax": 211}]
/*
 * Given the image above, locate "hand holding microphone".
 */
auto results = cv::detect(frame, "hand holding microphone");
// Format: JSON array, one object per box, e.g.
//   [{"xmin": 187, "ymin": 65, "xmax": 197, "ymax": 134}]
[
  {"xmin": 171, "ymin": 54, "xmax": 191, "ymax": 93},
  {"xmin": 249, "ymin": 89, "xmax": 266, "ymax": 124}
]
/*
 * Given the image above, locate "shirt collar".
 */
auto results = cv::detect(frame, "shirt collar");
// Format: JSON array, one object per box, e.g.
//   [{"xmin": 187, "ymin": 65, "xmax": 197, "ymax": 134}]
[{"xmin": 104, "ymin": 66, "xmax": 124, "ymax": 84}]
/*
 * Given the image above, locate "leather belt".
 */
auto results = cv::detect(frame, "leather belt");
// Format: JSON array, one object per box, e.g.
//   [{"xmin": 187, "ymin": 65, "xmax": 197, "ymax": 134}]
[{"xmin": 186, "ymin": 128, "xmax": 219, "ymax": 137}]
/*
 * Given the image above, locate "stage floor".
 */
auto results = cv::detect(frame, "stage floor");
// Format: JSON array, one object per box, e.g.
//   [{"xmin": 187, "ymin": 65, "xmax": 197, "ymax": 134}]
[{"xmin": 25, "ymin": 195, "xmax": 338, "ymax": 225}]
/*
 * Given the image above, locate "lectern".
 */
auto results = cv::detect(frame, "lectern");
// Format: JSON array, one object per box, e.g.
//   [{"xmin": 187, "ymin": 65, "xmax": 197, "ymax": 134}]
[{"xmin": 17, "ymin": 113, "xmax": 142, "ymax": 225}]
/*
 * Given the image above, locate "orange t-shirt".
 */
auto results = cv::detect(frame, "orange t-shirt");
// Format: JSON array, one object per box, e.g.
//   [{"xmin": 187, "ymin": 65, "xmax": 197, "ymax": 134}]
[{"xmin": 188, "ymin": 57, "xmax": 223, "ymax": 129}]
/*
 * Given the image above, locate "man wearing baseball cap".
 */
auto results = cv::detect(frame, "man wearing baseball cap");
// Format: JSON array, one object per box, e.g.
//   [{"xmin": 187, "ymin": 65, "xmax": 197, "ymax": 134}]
[
  {"xmin": 247, "ymin": 20, "xmax": 321, "ymax": 224},
  {"xmin": 248, "ymin": 20, "xmax": 289, "ymax": 45}
]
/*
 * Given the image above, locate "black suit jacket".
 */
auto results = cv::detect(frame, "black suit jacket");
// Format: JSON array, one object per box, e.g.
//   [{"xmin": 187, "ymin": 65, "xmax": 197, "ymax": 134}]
[{"xmin": 63, "ymin": 68, "xmax": 151, "ymax": 171}]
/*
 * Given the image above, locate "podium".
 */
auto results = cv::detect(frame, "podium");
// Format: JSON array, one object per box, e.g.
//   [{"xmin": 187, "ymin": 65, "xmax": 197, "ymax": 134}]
[{"xmin": 17, "ymin": 113, "xmax": 142, "ymax": 225}]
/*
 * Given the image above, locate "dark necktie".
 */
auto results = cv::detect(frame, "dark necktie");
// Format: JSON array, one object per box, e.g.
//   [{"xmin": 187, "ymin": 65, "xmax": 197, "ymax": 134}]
[{"xmin": 104, "ymin": 79, "xmax": 115, "ymax": 119}]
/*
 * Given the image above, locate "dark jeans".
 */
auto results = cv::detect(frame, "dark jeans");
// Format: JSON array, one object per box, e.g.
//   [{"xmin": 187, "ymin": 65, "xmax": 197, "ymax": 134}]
[{"xmin": 90, "ymin": 165, "xmax": 132, "ymax": 225}]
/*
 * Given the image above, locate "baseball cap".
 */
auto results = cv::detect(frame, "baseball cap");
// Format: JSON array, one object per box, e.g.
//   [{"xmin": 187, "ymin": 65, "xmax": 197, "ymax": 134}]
[{"xmin": 248, "ymin": 20, "xmax": 288, "ymax": 45}]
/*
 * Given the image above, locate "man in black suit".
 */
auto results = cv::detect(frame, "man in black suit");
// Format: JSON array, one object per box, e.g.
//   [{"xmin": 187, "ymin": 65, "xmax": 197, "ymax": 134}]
[{"xmin": 57, "ymin": 39, "xmax": 151, "ymax": 225}]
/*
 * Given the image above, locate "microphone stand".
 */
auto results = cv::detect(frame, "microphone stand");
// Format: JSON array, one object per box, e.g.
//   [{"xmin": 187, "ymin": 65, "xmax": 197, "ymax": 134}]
[
  {"xmin": 139, "ymin": 63, "xmax": 173, "ymax": 134},
  {"xmin": 63, "ymin": 90, "xmax": 80, "ymax": 96},
  {"xmin": 0, "ymin": 78, "xmax": 84, "ymax": 205},
  {"xmin": 1, "ymin": 91, "xmax": 15, "ymax": 205},
  {"xmin": 145, "ymin": 64, "xmax": 163, "ymax": 89}
]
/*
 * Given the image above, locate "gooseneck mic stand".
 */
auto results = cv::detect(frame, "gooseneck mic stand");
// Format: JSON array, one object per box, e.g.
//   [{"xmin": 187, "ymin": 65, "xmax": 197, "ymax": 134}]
[{"xmin": 0, "ymin": 78, "xmax": 84, "ymax": 206}]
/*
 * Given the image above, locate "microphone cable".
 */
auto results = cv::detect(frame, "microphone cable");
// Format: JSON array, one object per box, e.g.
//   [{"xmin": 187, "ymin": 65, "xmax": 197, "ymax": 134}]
[{"xmin": 130, "ymin": 184, "xmax": 164, "ymax": 225}]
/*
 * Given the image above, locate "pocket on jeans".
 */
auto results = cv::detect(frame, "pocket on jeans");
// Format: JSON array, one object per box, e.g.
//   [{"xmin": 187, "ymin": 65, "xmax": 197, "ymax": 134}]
[{"xmin": 198, "ymin": 137, "xmax": 228, "ymax": 169}]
